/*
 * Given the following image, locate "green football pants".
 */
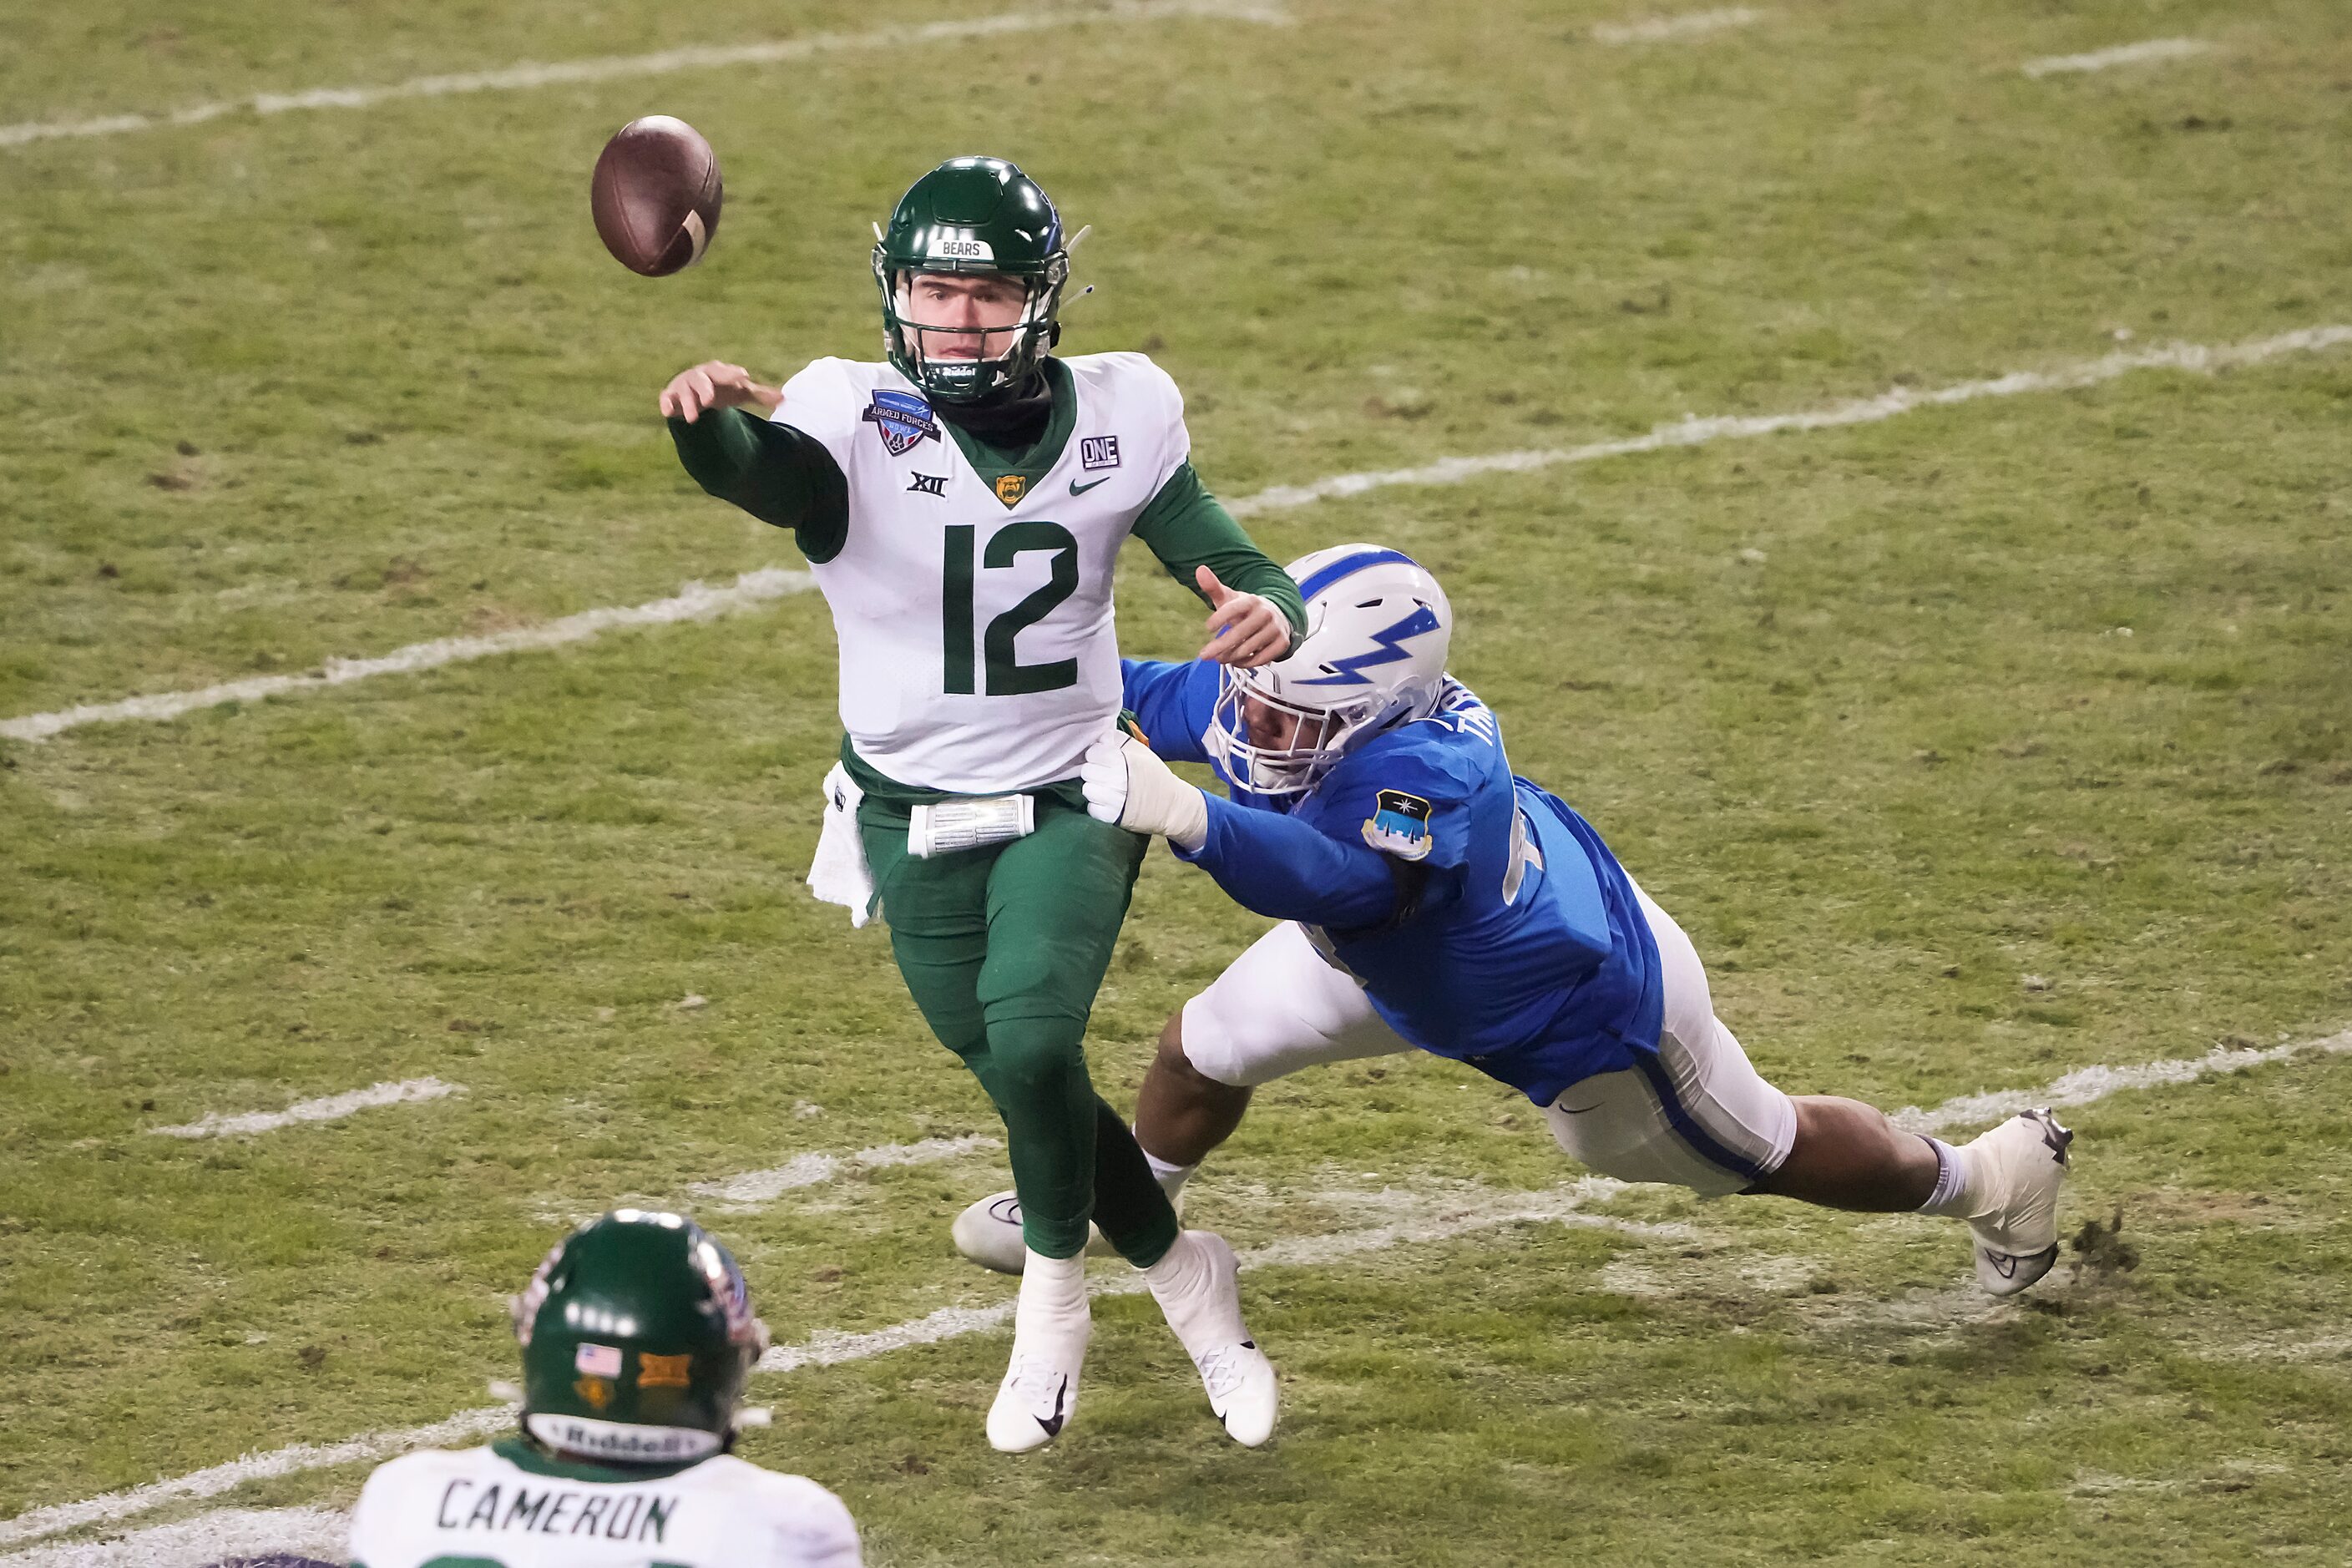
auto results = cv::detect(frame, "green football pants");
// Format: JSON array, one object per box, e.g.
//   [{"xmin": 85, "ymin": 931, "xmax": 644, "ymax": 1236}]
[{"xmin": 858, "ymin": 792, "xmax": 1180, "ymax": 1266}]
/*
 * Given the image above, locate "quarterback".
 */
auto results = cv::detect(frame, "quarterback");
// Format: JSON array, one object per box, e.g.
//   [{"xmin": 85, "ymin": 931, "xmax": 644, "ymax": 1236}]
[
  {"xmin": 350, "ymin": 1210, "xmax": 860, "ymax": 1567},
  {"xmin": 661, "ymin": 157, "xmax": 1296, "ymax": 1450},
  {"xmin": 954, "ymin": 544, "xmax": 2075, "ymax": 1300}
]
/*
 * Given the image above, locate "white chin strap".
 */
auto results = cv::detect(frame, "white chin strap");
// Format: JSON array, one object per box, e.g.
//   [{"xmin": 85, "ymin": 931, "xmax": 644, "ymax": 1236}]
[{"xmin": 525, "ymin": 1413, "xmax": 722, "ymax": 1463}]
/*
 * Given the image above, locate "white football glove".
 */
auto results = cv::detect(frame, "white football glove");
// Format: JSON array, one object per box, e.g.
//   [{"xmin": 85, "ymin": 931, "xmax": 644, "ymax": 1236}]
[{"xmin": 1080, "ymin": 731, "xmax": 1209, "ymax": 851}]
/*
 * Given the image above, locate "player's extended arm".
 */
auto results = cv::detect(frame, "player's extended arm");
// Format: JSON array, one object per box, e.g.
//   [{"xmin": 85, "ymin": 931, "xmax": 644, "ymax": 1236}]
[
  {"xmin": 666, "ymin": 407, "xmax": 852, "ymax": 564},
  {"xmin": 1132, "ymin": 464, "xmax": 1307, "ymax": 658},
  {"xmin": 1183, "ymin": 792, "xmax": 1413, "ymax": 928},
  {"xmin": 1082, "ymin": 732, "xmax": 1411, "ymax": 928}
]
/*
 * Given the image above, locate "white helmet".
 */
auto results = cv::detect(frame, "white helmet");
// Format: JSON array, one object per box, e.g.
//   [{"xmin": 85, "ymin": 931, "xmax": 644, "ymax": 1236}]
[{"xmin": 1206, "ymin": 544, "xmax": 1453, "ymax": 796}]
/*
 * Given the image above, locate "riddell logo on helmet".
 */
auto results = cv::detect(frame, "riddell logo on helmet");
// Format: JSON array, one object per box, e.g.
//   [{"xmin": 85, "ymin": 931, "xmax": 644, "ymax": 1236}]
[{"xmin": 930, "ymin": 235, "xmax": 994, "ymax": 261}]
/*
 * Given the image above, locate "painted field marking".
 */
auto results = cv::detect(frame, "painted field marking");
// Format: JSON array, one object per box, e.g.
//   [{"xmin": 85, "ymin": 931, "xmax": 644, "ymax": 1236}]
[
  {"xmin": 0, "ymin": 1507, "xmax": 351, "ymax": 1568},
  {"xmin": 1221, "ymin": 324, "xmax": 2352, "ymax": 518},
  {"xmin": 9, "ymin": 1022, "xmax": 2349, "ymax": 1552},
  {"xmin": 0, "ymin": 1, "xmax": 1291, "ymax": 151},
  {"xmin": 148, "ymin": 1077, "xmax": 460, "ymax": 1140},
  {"xmin": 689, "ymin": 1134, "xmax": 1003, "ymax": 1210},
  {"xmin": 0, "ymin": 1178, "xmax": 1667, "ymax": 1552},
  {"xmin": 1892, "ymin": 1028, "xmax": 2352, "ymax": 1133},
  {"xmin": 756, "ymin": 1176, "xmax": 1687, "ymax": 1372},
  {"xmin": 1592, "ymin": 7, "xmax": 1767, "ymax": 45},
  {"xmin": 2021, "ymin": 38, "xmax": 2215, "ymax": 78},
  {"xmin": 8, "ymin": 322, "xmax": 2349, "ymax": 749},
  {"xmin": 0, "ymin": 1404, "xmax": 511, "ymax": 1553},
  {"xmin": 0, "ymin": 568, "xmax": 812, "ymax": 744}
]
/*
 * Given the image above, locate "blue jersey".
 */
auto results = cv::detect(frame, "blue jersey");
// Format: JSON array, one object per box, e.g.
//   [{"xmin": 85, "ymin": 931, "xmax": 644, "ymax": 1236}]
[{"xmin": 1122, "ymin": 659, "xmax": 1664, "ymax": 1105}]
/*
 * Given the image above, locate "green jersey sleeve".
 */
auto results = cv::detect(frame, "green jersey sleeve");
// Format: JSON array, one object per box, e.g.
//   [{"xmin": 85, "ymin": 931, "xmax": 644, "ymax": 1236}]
[
  {"xmin": 1132, "ymin": 462, "xmax": 1306, "ymax": 643},
  {"xmin": 667, "ymin": 407, "xmax": 852, "ymax": 564}
]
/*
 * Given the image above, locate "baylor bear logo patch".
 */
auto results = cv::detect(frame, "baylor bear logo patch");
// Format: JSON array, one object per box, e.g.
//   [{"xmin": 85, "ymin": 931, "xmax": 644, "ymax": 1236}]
[{"xmin": 994, "ymin": 474, "xmax": 1028, "ymax": 508}]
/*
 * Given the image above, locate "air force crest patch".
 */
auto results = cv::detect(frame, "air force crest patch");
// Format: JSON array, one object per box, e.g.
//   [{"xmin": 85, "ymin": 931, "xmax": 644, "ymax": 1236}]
[
  {"xmin": 862, "ymin": 388, "xmax": 940, "ymax": 456},
  {"xmin": 1362, "ymin": 789, "xmax": 1434, "ymax": 861}
]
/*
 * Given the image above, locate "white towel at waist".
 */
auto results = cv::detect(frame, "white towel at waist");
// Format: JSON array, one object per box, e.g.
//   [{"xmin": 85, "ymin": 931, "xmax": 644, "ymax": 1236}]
[{"xmin": 806, "ymin": 762, "xmax": 875, "ymax": 928}]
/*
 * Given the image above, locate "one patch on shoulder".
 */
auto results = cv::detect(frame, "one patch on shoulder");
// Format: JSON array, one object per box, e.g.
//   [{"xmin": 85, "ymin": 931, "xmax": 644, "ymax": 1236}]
[
  {"xmin": 1361, "ymin": 788, "xmax": 1434, "ymax": 861},
  {"xmin": 862, "ymin": 387, "xmax": 940, "ymax": 455}
]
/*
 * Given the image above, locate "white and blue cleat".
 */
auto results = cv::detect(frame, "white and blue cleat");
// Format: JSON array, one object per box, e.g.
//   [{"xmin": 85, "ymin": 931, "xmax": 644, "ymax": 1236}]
[{"xmin": 1963, "ymin": 1108, "xmax": 2075, "ymax": 1296}]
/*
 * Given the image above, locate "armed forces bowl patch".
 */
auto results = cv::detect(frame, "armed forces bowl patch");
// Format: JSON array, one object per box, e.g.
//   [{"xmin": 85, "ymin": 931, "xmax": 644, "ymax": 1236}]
[
  {"xmin": 862, "ymin": 388, "xmax": 940, "ymax": 456},
  {"xmin": 1362, "ymin": 789, "xmax": 1434, "ymax": 860}
]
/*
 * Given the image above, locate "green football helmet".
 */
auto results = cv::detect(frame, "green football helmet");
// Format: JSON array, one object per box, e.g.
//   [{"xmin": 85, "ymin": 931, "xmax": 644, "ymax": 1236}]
[
  {"xmin": 510, "ymin": 1209, "xmax": 770, "ymax": 1464},
  {"xmin": 873, "ymin": 155, "xmax": 1070, "ymax": 404}
]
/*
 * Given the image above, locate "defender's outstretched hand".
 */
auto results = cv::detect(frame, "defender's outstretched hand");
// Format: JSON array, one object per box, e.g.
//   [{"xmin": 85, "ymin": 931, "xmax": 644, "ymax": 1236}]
[
  {"xmin": 1081, "ymin": 731, "xmax": 1209, "ymax": 851},
  {"xmin": 1196, "ymin": 566, "xmax": 1290, "ymax": 667},
  {"xmin": 660, "ymin": 361, "xmax": 782, "ymax": 422}
]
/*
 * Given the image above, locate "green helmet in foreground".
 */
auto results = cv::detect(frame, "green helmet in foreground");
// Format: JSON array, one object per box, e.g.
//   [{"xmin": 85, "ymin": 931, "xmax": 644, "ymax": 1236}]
[
  {"xmin": 511, "ymin": 1209, "xmax": 770, "ymax": 1464},
  {"xmin": 873, "ymin": 155, "xmax": 1070, "ymax": 403}
]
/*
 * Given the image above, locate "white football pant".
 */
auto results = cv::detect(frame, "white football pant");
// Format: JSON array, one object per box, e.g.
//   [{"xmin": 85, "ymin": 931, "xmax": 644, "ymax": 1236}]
[{"xmin": 1177, "ymin": 882, "xmax": 1796, "ymax": 1196}]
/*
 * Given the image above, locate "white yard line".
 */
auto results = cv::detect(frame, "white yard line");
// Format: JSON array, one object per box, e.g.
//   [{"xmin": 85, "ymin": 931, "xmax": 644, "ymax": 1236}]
[
  {"xmin": 8, "ymin": 1022, "xmax": 2350, "ymax": 1554},
  {"xmin": 1592, "ymin": 7, "xmax": 1767, "ymax": 45},
  {"xmin": 2209, "ymin": 1330, "xmax": 2352, "ymax": 1363},
  {"xmin": 0, "ymin": 1, "xmax": 1290, "ymax": 151},
  {"xmin": 1222, "ymin": 324, "xmax": 2352, "ymax": 518},
  {"xmin": 0, "ymin": 1179, "xmax": 1665, "ymax": 1552},
  {"xmin": 0, "ymin": 568, "xmax": 812, "ymax": 744},
  {"xmin": 2021, "ymin": 38, "xmax": 2214, "ymax": 78},
  {"xmin": 0, "ymin": 1405, "xmax": 512, "ymax": 1553},
  {"xmin": 689, "ymin": 1135, "xmax": 1003, "ymax": 1209},
  {"xmin": 1894, "ymin": 1029, "xmax": 2352, "ymax": 1134},
  {"xmin": 8, "ymin": 323, "xmax": 2349, "ymax": 748},
  {"xmin": 755, "ymin": 1175, "xmax": 1682, "ymax": 1371},
  {"xmin": 147, "ymin": 1077, "xmax": 460, "ymax": 1140},
  {"xmin": 0, "ymin": 1509, "xmax": 352, "ymax": 1568}
]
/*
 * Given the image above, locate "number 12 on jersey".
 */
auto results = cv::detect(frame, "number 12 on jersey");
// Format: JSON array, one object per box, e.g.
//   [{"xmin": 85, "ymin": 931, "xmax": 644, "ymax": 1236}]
[{"xmin": 942, "ymin": 521, "xmax": 1080, "ymax": 696}]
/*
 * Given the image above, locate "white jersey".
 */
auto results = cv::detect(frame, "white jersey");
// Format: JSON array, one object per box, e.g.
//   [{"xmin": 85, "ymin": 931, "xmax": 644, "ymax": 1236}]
[
  {"xmin": 350, "ymin": 1441, "xmax": 861, "ymax": 1568},
  {"xmin": 774, "ymin": 352, "xmax": 1191, "ymax": 795}
]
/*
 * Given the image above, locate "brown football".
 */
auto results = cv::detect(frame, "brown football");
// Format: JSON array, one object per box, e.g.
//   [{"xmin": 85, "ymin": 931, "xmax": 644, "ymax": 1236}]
[{"xmin": 590, "ymin": 115, "xmax": 723, "ymax": 277}]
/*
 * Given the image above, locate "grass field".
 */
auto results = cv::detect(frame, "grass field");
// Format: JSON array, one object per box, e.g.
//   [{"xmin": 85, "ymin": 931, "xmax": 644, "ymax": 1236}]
[{"xmin": 3, "ymin": 0, "xmax": 2351, "ymax": 1562}]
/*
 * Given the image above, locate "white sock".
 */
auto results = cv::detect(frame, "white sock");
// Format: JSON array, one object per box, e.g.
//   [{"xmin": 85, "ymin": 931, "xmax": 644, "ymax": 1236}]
[
  {"xmin": 1916, "ymin": 1137, "xmax": 1977, "ymax": 1217},
  {"xmin": 1141, "ymin": 1143, "xmax": 1197, "ymax": 1200},
  {"xmin": 1016, "ymin": 1248, "xmax": 1088, "ymax": 1337},
  {"xmin": 1143, "ymin": 1232, "xmax": 1247, "ymax": 1351}
]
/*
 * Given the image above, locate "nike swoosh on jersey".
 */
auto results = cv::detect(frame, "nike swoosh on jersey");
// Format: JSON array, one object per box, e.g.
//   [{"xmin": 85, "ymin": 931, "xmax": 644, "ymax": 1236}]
[{"xmin": 1069, "ymin": 476, "xmax": 1110, "ymax": 496}]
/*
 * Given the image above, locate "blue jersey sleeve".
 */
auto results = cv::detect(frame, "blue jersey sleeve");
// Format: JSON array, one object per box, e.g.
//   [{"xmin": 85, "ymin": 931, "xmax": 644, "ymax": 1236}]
[
  {"xmin": 1120, "ymin": 658, "xmax": 1220, "ymax": 766},
  {"xmin": 1176, "ymin": 792, "xmax": 1402, "ymax": 929}
]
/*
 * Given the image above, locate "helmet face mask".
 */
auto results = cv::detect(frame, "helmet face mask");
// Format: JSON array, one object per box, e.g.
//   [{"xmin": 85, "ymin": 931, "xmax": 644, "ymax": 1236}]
[
  {"xmin": 511, "ymin": 1209, "xmax": 771, "ymax": 1465},
  {"xmin": 873, "ymin": 157, "xmax": 1070, "ymax": 404},
  {"xmin": 1206, "ymin": 670, "xmax": 1398, "ymax": 797}
]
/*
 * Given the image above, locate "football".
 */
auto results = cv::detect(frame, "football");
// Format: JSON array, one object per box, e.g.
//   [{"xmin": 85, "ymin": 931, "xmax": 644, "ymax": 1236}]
[{"xmin": 589, "ymin": 114, "xmax": 723, "ymax": 276}]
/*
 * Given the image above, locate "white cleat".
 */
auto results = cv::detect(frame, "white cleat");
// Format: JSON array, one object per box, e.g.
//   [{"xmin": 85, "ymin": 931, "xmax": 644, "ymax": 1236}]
[
  {"xmin": 986, "ymin": 1321, "xmax": 1089, "ymax": 1454},
  {"xmin": 1148, "ymin": 1230, "xmax": 1277, "ymax": 1447},
  {"xmin": 952, "ymin": 1188, "xmax": 1173, "ymax": 1274},
  {"xmin": 1193, "ymin": 1338, "xmax": 1279, "ymax": 1449},
  {"xmin": 1963, "ymin": 1108, "xmax": 2074, "ymax": 1297}
]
